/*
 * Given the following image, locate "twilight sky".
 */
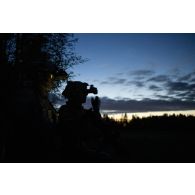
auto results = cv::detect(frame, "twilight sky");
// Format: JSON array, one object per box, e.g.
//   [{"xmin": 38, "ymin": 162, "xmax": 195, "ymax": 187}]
[{"xmin": 53, "ymin": 33, "xmax": 195, "ymax": 114}]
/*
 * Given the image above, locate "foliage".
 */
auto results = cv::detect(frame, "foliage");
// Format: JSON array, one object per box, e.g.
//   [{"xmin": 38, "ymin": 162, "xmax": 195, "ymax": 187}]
[{"xmin": 2, "ymin": 33, "xmax": 86, "ymax": 93}]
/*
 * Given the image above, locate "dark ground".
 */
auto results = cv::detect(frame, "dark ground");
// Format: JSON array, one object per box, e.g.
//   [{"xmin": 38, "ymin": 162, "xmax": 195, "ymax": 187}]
[
  {"xmin": 118, "ymin": 130, "xmax": 195, "ymax": 162},
  {"xmin": 1, "ymin": 115, "xmax": 195, "ymax": 163}
]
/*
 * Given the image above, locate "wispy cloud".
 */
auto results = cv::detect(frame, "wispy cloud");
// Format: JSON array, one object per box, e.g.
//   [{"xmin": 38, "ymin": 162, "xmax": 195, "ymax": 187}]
[
  {"xmin": 149, "ymin": 85, "xmax": 162, "ymax": 91},
  {"xmin": 129, "ymin": 69, "xmax": 155, "ymax": 76},
  {"xmin": 177, "ymin": 71, "xmax": 195, "ymax": 81},
  {"xmin": 147, "ymin": 75, "xmax": 170, "ymax": 82},
  {"xmin": 100, "ymin": 77, "xmax": 127, "ymax": 85},
  {"xmin": 130, "ymin": 81, "xmax": 145, "ymax": 87},
  {"xmin": 166, "ymin": 81, "xmax": 195, "ymax": 92},
  {"xmin": 99, "ymin": 96, "xmax": 195, "ymax": 113},
  {"xmin": 100, "ymin": 81, "xmax": 110, "ymax": 85}
]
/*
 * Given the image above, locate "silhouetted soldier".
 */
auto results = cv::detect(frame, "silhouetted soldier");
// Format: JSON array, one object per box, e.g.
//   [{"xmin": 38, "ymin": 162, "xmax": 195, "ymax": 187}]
[{"xmin": 58, "ymin": 81, "xmax": 103, "ymax": 161}]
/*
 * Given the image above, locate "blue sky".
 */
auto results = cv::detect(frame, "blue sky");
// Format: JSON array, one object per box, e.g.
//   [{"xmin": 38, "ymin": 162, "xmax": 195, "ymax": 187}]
[
  {"xmin": 53, "ymin": 34, "xmax": 195, "ymax": 113},
  {"xmin": 72, "ymin": 34, "xmax": 195, "ymax": 100}
]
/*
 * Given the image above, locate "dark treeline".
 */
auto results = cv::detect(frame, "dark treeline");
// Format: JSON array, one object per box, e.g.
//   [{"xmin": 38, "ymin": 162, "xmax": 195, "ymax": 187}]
[
  {"xmin": 102, "ymin": 114, "xmax": 195, "ymax": 162},
  {"xmin": 107, "ymin": 113, "xmax": 195, "ymax": 132}
]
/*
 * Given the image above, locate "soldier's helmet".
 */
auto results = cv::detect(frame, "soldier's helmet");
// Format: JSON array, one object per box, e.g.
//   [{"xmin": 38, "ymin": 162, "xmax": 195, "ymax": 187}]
[{"xmin": 62, "ymin": 81, "xmax": 98, "ymax": 103}]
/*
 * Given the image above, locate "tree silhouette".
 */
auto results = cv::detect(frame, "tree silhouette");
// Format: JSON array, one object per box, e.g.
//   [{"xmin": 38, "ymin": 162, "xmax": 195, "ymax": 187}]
[
  {"xmin": 0, "ymin": 33, "xmax": 88, "ymax": 162},
  {"xmin": 1, "ymin": 33, "xmax": 86, "ymax": 134},
  {"xmin": 4, "ymin": 34, "xmax": 85, "ymax": 91}
]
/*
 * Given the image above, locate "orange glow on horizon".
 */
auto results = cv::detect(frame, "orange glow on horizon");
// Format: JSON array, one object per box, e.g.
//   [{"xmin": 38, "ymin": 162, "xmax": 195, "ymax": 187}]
[{"xmin": 104, "ymin": 110, "xmax": 195, "ymax": 121}]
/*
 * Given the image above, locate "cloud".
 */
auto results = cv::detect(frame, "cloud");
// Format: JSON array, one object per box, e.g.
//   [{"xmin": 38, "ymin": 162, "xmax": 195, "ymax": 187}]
[
  {"xmin": 179, "ymin": 74, "xmax": 192, "ymax": 81},
  {"xmin": 99, "ymin": 96, "xmax": 195, "ymax": 113},
  {"xmin": 133, "ymin": 76, "xmax": 147, "ymax": 80},
  {"xmin": 178, "ymin": 71, "xmax": 195, "ymax": 81},
  {"xmin": 163, "ymin": 81, "xmax": 195, "ymax": 101},
  {"xmin": 100, "ymin": 77, "xmax": 127, "ymax": 85},
  {"xmin": 147, "ymin": 75, "xmax": 170, "ymax": 82},
  {"xmin": 99, "ymin": 69, "xmax": 195, "ymax": 102},
  {"xmin": 154, "ymin": 95, "xmax": 173, "ymax": 100},
  {"xmin": 166, "ymin": 81, "xmax": 189, "ymax": 91},
  {"xmin": 166, "ymin": 81, "xmax": 195, "ymax": 92},
  {"xmin": 129, "ymin": 69, "xmax": 155, "ymax": 76},
  {"xmin": 130, "ymin": 81, "xmax": 144, "ymax": 87},
  {"xmin": 175, "ymin": 91, "xmax": 195, "ymax": 101},
  {"xmin": 112, "ymin": 78, "xmax": 126, "ymax": 84},
  {"xmin": 149, "ymin": 85, "xmax": 162, "ymax": 91},
  {"xmin": 100, "ymin": 81, "xmax": 109, "ymax": 85},
  {"xmin": 49, "ymin": 91, "xmax": 195, "ymax": 114}
]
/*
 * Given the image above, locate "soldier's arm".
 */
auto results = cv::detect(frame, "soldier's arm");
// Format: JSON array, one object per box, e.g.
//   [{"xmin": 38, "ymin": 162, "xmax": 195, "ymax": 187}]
[{"xmin": 91, "ymin": 96, "xmax": 101, "ymax": 113}]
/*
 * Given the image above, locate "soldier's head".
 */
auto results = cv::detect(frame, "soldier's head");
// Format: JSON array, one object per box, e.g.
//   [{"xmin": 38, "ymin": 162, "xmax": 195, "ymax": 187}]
[{"xmin": 62, "ymin": 81, "xmax": 98, "ymax": 105}]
